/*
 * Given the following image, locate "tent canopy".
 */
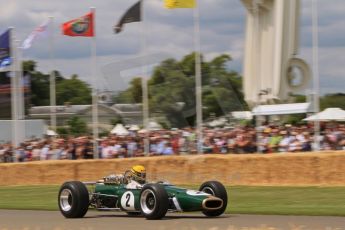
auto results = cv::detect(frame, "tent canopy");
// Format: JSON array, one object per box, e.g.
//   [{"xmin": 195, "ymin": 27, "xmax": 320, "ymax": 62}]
[
  {"xmin": 147, "ymin": 121, "xmax": 162, "ymax": 131},
  {"xmin": 110, "ymin": 124, "xmax": 129, "ymax": 135},
  {"xmin": 231, "ymin": 111, "xmax": 253, "ymax": 120},
  {"xmin": 252, "ymin": 103, "xmax": 313, "ymax": 116},
  {"xmin": 46, "ymin": 129, "xmax": 58, "ymax": 136},
  {"xmin": 207, "ymin": 118, "xmax": 227, "ymax": 127},
  {"xmin": 129, "ymin": 124, "xmax": 140, "ymax": 131},
  {"xmin": 303, "ymin": 108, "xmax": 345, "ymax": 121}
]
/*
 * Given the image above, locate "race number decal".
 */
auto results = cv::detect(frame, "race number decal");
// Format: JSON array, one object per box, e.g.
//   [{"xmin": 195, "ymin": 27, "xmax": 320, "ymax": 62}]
[{"xmin": 121, "ymin": 191, "xmax": 135, "ymax": 210}]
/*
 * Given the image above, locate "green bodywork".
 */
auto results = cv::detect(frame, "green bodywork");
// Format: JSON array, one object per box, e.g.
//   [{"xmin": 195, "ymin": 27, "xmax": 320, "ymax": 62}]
[
  {"xmin": 165, "ymin": 186, "xmax": 209, "ymax": 211},
  {"xmin": 94, "ymin": 183, "xmax": 210, "ymax": 212}
]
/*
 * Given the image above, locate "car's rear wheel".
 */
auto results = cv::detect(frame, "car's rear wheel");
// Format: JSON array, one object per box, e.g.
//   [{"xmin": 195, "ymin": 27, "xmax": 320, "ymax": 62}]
[
  {"xmin": 139, "ymin": 184, "xmax": 168, "ymax": 219},
  {"xmin": 199, "ymin": 181, "xmax": 227, "ymax": 217},
  {"xmin": 58, "ymin": 181, "xmax": 89, "ymax": 218}
]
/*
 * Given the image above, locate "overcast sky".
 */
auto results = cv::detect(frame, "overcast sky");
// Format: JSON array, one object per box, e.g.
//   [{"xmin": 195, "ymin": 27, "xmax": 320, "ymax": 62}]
[{"xmin": 0, "ymin": 0, "xmax": 344, "ymax": 95}]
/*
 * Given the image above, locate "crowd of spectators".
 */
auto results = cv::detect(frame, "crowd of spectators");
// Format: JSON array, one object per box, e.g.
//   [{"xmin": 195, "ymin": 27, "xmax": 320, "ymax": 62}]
[{"xmin": 0, "ymin": 123, "xmax": 344, "ymax": 163}]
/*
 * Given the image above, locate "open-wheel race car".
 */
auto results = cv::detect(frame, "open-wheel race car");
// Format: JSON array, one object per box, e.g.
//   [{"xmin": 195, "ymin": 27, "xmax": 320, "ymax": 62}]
[{"xmin": 58, "ymin": 172, "xmax": 228, "ymax": 220}]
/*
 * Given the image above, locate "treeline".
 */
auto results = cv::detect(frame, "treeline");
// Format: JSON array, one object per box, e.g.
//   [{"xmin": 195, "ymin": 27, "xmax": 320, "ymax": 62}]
[
  {"xmin": 18, "ymin": 53, "xmax": 345, "ymax": 127},
  {"xmin": 23, "ymin": 60, "xmax": 92, "ymax": 106},
  {"xmin": 115, "ymin": 52, "xmax": 246, "ymax": 127}
]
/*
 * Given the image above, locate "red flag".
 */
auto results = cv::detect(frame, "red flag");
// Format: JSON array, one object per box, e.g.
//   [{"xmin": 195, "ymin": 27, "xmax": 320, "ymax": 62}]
[{"xmin": 62, "ymin": 12, "xmax": 94, "ymax": 37}]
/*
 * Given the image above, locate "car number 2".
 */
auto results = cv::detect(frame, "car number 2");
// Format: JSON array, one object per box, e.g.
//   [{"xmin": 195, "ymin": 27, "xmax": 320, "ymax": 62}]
[{"xmin": 121, "ymin": 191, "xmax": 135, "ymax": 210}]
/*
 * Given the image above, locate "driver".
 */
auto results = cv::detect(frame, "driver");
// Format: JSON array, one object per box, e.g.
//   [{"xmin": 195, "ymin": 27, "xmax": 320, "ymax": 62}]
[
  {"xmin": 125, "ymin": 165, "xmax": 146, "ymax": 189},
  {"xmin": 104, "ymin": 165, "xmax": 146, "ymax": 189}
]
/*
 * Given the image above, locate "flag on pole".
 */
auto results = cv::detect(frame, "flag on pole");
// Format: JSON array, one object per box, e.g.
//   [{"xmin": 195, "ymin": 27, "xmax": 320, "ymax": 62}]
[
  {"xmin": 62, "ymin": 12, "xmax": 94, "ymax": 37},
  {"xmin": 114, "ymin": 0, "xmax": 141, "ymax": 34},
  {"xmin": 22, "ymin": 20, "xmax": 51, "ymax": 49},
  {"xmin": 164, "ymin": 0, "xmax": 196, "ymax": 9},
  {"xmin": 0, "ymin": 29, "xmax": 11, "ymax": 71}
]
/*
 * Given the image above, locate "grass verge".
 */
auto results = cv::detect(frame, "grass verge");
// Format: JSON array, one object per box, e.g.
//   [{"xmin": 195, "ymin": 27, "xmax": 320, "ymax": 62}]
[{"xmin": 0, "ymin": 185, "xmax": 344, "ymax": 216}]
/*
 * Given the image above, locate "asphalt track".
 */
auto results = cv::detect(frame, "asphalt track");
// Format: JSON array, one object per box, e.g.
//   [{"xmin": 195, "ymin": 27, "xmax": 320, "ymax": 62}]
[{"xmin": 0, "ymin": 210, "xmax": 345, "ymax": 230}]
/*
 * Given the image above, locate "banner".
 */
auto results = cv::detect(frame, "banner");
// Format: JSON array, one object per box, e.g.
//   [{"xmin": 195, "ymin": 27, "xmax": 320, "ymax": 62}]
[
  {"xmin": 22, "ymin": 20, "xmax": 50, "ymax": 49},
  {"xmin": 0, "ymin": 29, "xmax": 11, "ymax": 71},
  {"xmin": 114, "ymin": 0, "xmax": 141, "ymax": 34},
  {"xmin": 62, "ymin": 12, "xmax": 94, "ymax": 37},
  {"xmin": 164, "ymin": 0, "xmax": 196, "ymax": 9}
]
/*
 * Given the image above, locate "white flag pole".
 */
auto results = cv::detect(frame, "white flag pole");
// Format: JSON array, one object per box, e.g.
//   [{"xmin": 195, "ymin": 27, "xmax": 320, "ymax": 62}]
[
  {"xmin": 312, "ymin": 0, "xmax": 320, "ymax": 151},
  {"xmin": 252, "ymin": 0, "xmax": 261, "ymax": 153},
  {"xmin": 15, "ymin": 40, "xmax": 24, "ymax": 120},
  {"xmin": 9, "ymin": 27, "xmax": 19, "ymax": 150},
  {"xmin": 90, "ymin": 7, "xmax": 99, "ymax": 158},
  {"xmin": 15, "ymin": 39, "xmax": 25, "ymax": 143},
  {"xmin": 193, "ymin": 3, "xmax": 203, "ymax": 154},
  {"xmin": 140, "ymin": 0, "xmax": 150, "ymax": 155},
  {"xmin": 49, "ymin": 16, "xmax": 57, "ymax": 133}
]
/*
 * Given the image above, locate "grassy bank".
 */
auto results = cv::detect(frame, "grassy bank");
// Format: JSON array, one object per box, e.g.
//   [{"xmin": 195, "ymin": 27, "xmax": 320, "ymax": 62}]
[{"xmin": 0, "ymin": 185, "xmax": 345, "ymax": 216}]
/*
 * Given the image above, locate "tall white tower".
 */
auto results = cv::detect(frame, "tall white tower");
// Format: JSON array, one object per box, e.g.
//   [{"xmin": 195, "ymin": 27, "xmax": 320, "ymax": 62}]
[{"xmin": 241, "ymin": 0, "xmax": 310, "ymax": 107}]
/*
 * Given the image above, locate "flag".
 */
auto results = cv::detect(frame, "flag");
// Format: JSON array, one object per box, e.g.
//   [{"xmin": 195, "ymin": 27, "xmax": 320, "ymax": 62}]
[
  {"xmin": 22, "ymin": 19, "xmax": 50, "ymax": 49},
  {"xmin": 114, "ymin": 0, "xmax": 141, "ymax": 34},
  {"xmin": 0, "ymin": 29, "xmax": 11, "ymax": 71},
  {"xmin": 62, "ymin": 12, "xmax": 94, "ymax": 37},
  {"xmin": 164, "ymin": 0, "xmax": 196, "ymax": 9}
]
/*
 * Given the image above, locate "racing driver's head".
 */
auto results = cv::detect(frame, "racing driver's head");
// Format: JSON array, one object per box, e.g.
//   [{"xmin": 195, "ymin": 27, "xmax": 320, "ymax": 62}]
[{"xmin": 130, "ymin": 165, "xmax": 146, "ymax": 184}]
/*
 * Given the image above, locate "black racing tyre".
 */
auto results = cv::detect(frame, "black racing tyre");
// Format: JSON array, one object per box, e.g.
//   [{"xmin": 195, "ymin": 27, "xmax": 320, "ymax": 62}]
[
  {"xmin": 139, "ymin": 183, "xmax": 169, "ymax": 220},
  {"xmin": 199, "ymin": 181, "xmax": 228, "ymax": 217},
  {"xmin": 58, "ymin": 181, "xmax": 89, "ymax": 218}
]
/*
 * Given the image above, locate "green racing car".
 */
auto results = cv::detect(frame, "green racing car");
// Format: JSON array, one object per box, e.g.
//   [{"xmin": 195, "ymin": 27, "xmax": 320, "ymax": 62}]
[{"xmin": 58, "ymin": 174, "xmax": 228, "ymax": 220}]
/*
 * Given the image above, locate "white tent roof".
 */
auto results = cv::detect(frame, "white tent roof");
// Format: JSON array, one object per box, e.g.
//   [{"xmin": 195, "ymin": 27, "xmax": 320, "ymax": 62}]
[
  {"xmin": 252, "ymin": 103, "xmax": 312, "ymax": 116},
  {"xmin": 129, "ymin": 124, "xmax": 140, "ymax": 131},
  {"xmin": 110, "ymin": 124, "xmax": 129, "ymax": 135},
  {"xmin": 148, "ymin": 121, "xmax": 162, "ymax": 131},
  {"xmin": 231, "ymin": 111, "xmax": 253, "ymax": 120},
  {"xmin": 46, "ymin": 129, "xmax": 58, "ymax": 136},
  {"xmin": 208, "ymin": 118, "xmax": 227, "ymax": 127},
  {"xmin": 303, "ymin": 108, "xmax": 345, "ymax": 121}
]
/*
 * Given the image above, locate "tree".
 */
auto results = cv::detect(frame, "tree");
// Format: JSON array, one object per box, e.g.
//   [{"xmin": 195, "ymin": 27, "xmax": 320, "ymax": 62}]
[
  {"xmin": 116, "ymin": 53, "xmax": 247, "ymax": 127},
  {"xmin": 110, "ymin": 116, "xmax": 123, "ymax": 125},
  {"xmin": 116, "ymin": 77, "xmax": 142, "ymax": 103},
  {"xmin": 30, "ymin": 71, "xmax": 51, "ymax": 106},
  {"xmin": 23, "ymin": 60, "xmax": 92, "ymax": 106},
  {"xmin": 67, "ymin": 117, "xmax": 88, "ymax": 135},
  {"xmin": 320, "ymin": 93, "xmax": 345, "ymax": 110},
  {"xmin": 146, "ymin": 53, "xmax": 246, "ymax": 127},
  {"xmin": 56, "ymin": 75, "xmax": 92, "ymax": 105}
]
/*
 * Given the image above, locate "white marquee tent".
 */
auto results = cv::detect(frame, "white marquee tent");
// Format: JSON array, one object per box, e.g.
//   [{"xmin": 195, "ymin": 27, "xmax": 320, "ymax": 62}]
[
  {"xmin": 147, "ymin": 121, "xmax": 163, "ymax": 131},
  {"xmin": 303, "ymin": 108, "xmax": 345, "ymax": 121},
  {"xmin": 46, "ymin": 129, "xmax": 58, "ymax": 136},
  {"xmin": 252, "ymin": 103, "xmax": 313, "ymax": 116},
  {"xmin": 129, "ymin": 124, "xmax": 140, "ymax": 131},
  {"xmin": 110, "ymin": 124, "xmax": 129, "ymax": 135}
]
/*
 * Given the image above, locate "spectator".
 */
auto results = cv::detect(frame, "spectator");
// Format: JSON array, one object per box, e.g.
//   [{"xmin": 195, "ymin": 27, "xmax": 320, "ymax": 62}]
[
  {"xmin": 257, "ymin": 130, "xmax": 270, "ymax": 153},
  {"xmin": 1, "ymin": 122, "xmax": 344, "ymax": 163},
  {"xmin": 31, "ymin": 144, "xmax": 41, "ymax": 161},
  {"xmin": 0, "ymin": 145, "xmax": 4, "ymax": 162},
  {"xmin": 278, "ymin": 131, "xmax": 291, "ymax": 152},
  {"xmin": 127, "ymin": 137, "xmax": 138, "ymax": 158},
  {"xmin": 268, "ymin": 129, "xmax": 282, "ymax": 153}
]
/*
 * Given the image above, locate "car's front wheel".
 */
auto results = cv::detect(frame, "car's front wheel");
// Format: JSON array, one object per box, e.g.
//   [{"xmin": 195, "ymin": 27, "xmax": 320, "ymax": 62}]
[
  {"xmin": 199, "ymin": 181, "xmax": 228, "ymax": 217},
  {"xmin": 58, "ymin": 181, "xmax": 89, "ymax": 218},
  {"xmin": 139, "ymin": 184, "xmax": 169, "ymax": 219}
]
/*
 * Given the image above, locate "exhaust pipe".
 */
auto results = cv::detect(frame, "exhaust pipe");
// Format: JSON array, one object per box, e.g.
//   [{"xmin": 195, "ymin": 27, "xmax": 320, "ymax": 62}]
[{"xmin": 202, "ymin": 197, "xmax": 223, "ymax": 210}]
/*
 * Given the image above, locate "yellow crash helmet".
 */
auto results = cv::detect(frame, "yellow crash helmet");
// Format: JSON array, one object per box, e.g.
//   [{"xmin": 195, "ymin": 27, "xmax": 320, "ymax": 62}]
[{"xmin": 130, "ymin": 165, "xmax": 146, "ymax": 184}]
